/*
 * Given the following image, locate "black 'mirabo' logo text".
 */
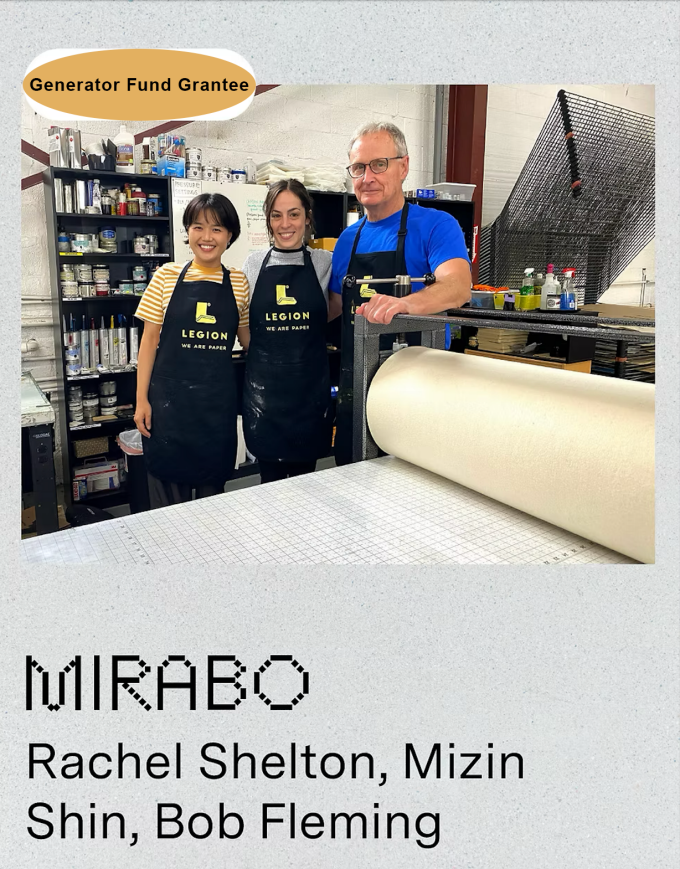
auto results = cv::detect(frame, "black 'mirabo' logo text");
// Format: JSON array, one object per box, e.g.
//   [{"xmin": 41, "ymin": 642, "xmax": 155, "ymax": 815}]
[{"xmin": 26, "ymin": 654, "xmax": 310, "ymax": 712}]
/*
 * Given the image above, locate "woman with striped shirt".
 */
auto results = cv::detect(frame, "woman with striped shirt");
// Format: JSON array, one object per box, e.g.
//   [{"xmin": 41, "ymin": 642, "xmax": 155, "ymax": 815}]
[{"xmin": 134, "ymin": 193, "xmax": 250, "ymax": 508}]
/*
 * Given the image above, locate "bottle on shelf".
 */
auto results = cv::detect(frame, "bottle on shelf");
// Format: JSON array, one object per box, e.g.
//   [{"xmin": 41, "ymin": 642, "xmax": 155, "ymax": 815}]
[
  {"xmin": 519, "ymin": 267, "xmax": 534, "ymax": 311},
  {"xmin": 560, "ymin": 268, "xmax": 578, "ymax": 311},
  {"xmin": 114, "ymin": 125, "xmax": 135, "ymax": 174},
  {"xmin": 533, "ymin": 271, "xmax": 544, "ymax": 311},
  {"xmin": 540, "ymin": 264, "xmax": 560, "ymax": 310}
]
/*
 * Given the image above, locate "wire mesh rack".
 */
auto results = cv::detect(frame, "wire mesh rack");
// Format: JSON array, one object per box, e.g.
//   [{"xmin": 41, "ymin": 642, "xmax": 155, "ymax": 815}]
[{"xmin": 478, "ymin": 90, "xmax": 655, "ymax": 304}]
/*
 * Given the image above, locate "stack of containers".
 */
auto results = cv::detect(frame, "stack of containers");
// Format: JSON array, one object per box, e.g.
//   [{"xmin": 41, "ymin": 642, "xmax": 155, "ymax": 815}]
[
  {"xmin": 186, "ymin": 148, "xmax": 202, "ymax": 179},
  {"xmin": 93, "ymin": 263, "xmax": 110, "ymax": 297},
  {"xmin": 99, "ymin": 381, "xmax": 117, "ymax": 417},
  {"xmin": 132, "ymin": 264, "xmax": 147, "ymax": 296}
]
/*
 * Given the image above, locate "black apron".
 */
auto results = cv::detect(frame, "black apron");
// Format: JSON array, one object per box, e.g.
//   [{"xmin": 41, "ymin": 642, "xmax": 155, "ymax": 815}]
[
  {"xmin": 335, "ymin": 203, "xmax": 409, "ymax": 466},
  {"xmin": 243, "ymin": 246, "xmax": 331, "ymax": 464},
  {"xmin": 144, "ymin": 261, "xmax": 239, "ymax": 486}
]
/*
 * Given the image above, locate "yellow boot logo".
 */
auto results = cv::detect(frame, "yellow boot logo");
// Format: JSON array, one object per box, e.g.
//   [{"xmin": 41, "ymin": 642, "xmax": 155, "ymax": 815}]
[
  {"xmin": 276, "ymin": 284, "xmax": 297, "ymax": 306},
  {"xmin": 360, "ymin": 275, "xmax": 375, "ymax": 298},
  {"xmin": 196, "ymin": 302, "xmax": 216, "ymax": 324}
]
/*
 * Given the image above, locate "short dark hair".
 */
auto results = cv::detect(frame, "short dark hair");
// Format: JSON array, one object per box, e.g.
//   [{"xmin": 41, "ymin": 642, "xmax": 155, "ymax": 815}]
[
  {"xmin": 182, "ymin": 193, "xmax": 241, "ymax": 248},
  {"xmin": 263, "ymin": 179, "xmax": 315, "ymax": 242}
]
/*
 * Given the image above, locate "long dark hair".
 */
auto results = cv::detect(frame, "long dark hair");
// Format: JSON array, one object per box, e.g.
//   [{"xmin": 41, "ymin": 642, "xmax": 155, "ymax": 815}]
[
  {"xmin": 263, "ymin": 179, "xmax": 315, "ymax": 243},
  {"xmin": 183, "ymin": 193, "xmax": 241, "ymax": 248}
]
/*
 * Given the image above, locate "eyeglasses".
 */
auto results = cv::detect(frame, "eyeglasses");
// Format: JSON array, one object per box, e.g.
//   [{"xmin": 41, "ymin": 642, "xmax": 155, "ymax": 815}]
[{"xmin": 346, "ymin": 155, "xmax": 407, "ymax": 178}]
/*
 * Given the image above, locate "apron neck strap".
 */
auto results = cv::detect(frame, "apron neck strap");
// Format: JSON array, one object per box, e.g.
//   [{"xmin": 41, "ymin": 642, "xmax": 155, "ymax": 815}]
[
  {"xmin": 178, "ymin": 260, "xmax": 193, "ymax": 283},
  {"xmin": 349, "ymin": 202, "xmax": 409, "ymax": 261},
  {"xmin": 395, "ymin": 201, "xmax": 409, "ymax": 272},
  {"xmin": 262, "ymin": 246, "xmax": 313, "ymax": 269},
  {"xmin": 349, "ymin": 215, "xmax": 368, "ymax": 260},
  {"xmin": 180, "ymin": 261, "xmax": 229, "ymax": 282}
]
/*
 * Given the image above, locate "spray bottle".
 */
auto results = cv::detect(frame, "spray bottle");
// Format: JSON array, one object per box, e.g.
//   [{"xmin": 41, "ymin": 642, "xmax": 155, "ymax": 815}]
[
  {"xmin": 560, "ymin": 268, "xmax": 577, "ymax": 311},
  {"xmin": 541, "ymin": 264, "xmax": 559, "ymax": 310}
]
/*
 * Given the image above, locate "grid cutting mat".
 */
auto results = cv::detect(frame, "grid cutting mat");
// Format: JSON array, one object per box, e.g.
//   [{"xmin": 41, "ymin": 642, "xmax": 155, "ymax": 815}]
[{"xmin": 21, "ymin": 457, "xmax": 636, "ymax": 566}]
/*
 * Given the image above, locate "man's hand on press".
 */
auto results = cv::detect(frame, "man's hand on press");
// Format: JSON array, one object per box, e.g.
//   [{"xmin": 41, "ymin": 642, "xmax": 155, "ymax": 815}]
[{"xmin": 355, "ymin": 293, "xmax": 414, "ymax": 325}]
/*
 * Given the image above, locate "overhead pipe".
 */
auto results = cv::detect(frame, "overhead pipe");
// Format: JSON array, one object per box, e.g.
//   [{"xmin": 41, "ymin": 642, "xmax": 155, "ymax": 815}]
[{"xmin": 432, "ymin": 85, "xmax": 446, "ymax": 185}]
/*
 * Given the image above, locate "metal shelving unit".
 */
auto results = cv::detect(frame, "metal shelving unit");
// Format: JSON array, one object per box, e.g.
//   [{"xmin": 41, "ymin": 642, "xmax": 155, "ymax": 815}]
[{"xmin": 43, "ymin": 166, "xmax": 175, "ymax": 509}]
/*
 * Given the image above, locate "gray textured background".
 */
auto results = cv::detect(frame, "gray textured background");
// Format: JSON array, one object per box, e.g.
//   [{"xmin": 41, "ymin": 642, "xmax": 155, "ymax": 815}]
[{"xmin": 3, "ymin": 2, "xmax": 680, "ymax": 867}]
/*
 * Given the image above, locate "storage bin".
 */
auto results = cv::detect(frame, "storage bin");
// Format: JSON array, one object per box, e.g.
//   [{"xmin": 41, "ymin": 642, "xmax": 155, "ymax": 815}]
[
  {"xmin": 424, "ymin": 182, "xmax": 476, "ymax": 202},
  {"xmin": 73, "ymin": 437, "xmax": 109, "ymax": 459},
  {"xmin": 470, "ymin": 290, "xmax": 495, "ymax": 309}
]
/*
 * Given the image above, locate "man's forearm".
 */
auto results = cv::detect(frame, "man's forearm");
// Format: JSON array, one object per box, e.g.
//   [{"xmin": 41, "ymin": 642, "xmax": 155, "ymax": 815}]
[{"xmin": 406, "ymin": 275, "xmax": 471, "ymax": 314}]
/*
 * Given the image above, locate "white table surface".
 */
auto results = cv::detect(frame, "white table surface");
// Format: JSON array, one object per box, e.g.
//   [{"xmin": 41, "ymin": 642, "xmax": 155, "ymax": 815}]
[
  {"xmin": 21, "ymin": 457, "xmax": 635, "ymax": 566},
  {"xmin": 21, "ymin": 372, "xmax": 55, "ymax": 428}
]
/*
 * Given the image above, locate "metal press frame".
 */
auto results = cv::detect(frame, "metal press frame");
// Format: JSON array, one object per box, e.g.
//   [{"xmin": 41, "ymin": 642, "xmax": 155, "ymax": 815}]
[{"xmin": 352, "ymin": 303, "xmax": 656, "ymax": 462}]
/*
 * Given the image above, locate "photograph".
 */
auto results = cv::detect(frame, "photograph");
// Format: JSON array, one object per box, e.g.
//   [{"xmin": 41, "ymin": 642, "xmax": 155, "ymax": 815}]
[{"xmin": 20, "ymin": 82, "xmax": 655, "ymax": 566}]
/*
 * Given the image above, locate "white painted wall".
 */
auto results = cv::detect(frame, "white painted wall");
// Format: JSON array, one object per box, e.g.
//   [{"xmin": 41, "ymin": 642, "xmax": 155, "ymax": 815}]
[{"xmin": 483, "ymin": 84, "xmax": 655, "ymax": 304}]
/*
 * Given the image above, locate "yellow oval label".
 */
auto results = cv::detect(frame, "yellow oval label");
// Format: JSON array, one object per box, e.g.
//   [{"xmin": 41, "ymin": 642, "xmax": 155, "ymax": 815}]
[{"xmin": 24, "ymin": 49, "xmax": 256, "ymax": 121}]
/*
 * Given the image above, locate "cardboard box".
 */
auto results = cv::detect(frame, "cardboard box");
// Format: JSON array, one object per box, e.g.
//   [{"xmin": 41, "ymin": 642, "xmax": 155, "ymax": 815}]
[
  {"xmin": 580, "ymin": 303, "xmax": 655, "ymax": 320},
  {"xmin": 73, "ymin": 458, "xmax": 122, "ymax": 499},
  {"xmin": 309, "ymin": 238, "xmax": 337, "ymax": 251},
  {"xmin": 157, "ymin": 155, "xmax": 186, "ymax": 177},
  {"xmin": 22, "ymin": 505, "xmax": 69, "ymax": 536}
]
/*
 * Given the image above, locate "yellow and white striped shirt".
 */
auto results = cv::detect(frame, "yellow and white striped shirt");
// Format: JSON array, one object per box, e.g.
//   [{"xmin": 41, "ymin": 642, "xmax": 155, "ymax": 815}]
[{"xmin": 134, "ymin": 261, "xmax": 249, "ymax": 328}]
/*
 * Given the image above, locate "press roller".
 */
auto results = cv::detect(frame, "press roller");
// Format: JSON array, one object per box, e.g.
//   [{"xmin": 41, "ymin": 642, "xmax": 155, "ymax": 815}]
[{"xmin": 364, "ymin": 345, "xmax": 655, "ymax": 564}]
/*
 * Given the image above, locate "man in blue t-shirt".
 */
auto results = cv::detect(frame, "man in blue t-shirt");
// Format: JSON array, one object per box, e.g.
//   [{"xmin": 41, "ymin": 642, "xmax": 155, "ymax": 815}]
[
  {"xmin": 330, "ymin": 122, "xmax": 472, "ymax": 321},
  {"xmin": 331, "ymin": 121, "xmax": 472, "ymax": 465}
]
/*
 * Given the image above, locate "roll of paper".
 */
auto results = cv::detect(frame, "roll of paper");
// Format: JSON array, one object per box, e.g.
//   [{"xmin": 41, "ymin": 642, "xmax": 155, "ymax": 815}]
[{"xmin": 366, "ymin": 347, "xmax": 655, "ymax": 563}]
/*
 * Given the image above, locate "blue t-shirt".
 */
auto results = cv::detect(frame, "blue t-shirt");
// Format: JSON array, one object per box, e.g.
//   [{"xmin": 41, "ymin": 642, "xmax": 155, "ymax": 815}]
[{"xmin": 330, "ymin": 203, "xmax": 470, "ymax": 294}]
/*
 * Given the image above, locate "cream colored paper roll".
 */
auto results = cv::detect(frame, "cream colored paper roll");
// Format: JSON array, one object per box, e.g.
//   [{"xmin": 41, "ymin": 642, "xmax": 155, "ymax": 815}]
[{"xmin": 366, "ymin": 347, "xmax": 655, "ymax": 563}]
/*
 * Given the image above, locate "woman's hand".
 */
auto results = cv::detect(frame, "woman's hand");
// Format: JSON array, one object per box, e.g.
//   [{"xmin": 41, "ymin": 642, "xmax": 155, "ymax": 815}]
[{"xmin": 134, "ymin": 400, "xmax": 152, "ymax": 438}]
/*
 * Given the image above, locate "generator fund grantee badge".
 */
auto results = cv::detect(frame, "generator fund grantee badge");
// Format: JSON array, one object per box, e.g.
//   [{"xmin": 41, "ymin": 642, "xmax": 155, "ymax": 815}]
[{"xmin": 23, "ymin": 49, "xmax": 256, "ymax": 121}]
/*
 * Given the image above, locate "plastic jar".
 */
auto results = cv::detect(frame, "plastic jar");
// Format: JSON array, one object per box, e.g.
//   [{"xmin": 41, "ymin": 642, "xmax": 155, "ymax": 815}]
[
  {"xmin": 133, "ymin": 236, "xmax": 150, "ymax": 254},
  {"xmin": 75, "ymin": 263, "xmax": 93, "ymax": 282},
  {"xmin": 82, "ymin": 392, "xmax": 99, "ymax": 421},
  {"xmin": 92, "ymin": 264, "xmax": 110, "ymax": 282},
  {"xmin": 72, "ymin": 234, "xmax": 90, "ymax": 253},
  {"xmin": 99, "ymin": 380, "xmax": 116, "ymax": 396},
  {"xmin": 99, "ymin": 227, "xmax": 117, "ymax": 252},
  {"xmin": 78, "ymin": 281, "xmax": 95, "ymax": 298},
  {"xmin": 62, "ymin": 280, "xmax": 79, "ymax": 297}
]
